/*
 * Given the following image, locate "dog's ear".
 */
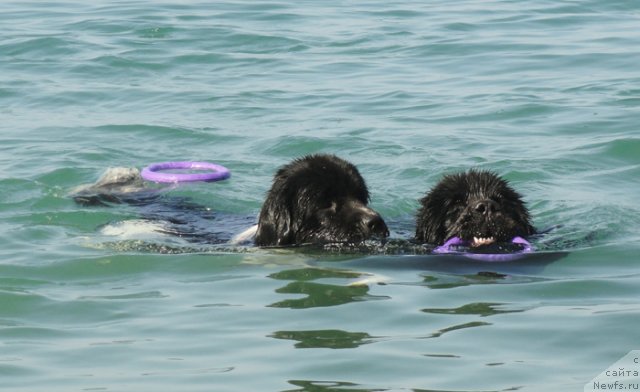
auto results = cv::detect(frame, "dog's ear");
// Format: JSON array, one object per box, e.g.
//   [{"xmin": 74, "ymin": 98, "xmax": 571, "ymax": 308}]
[
  {"xmin": 255, "ymin": 198, "xmax": 295, "ymax": 246},
  {"xmin": 256, "ymin": 166, "xmax": 303, "ymax": 246},
  {"xmin": 415, "ymin": 194, "xmax": 447, "ymax": 244},
  {"xmin": 511, "ymin": 198, "xmax": 536, "ymax": 236}
]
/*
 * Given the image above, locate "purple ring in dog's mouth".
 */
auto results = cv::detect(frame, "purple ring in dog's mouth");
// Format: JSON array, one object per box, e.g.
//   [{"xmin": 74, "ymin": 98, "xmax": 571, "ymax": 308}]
[{"xmin": 433, "ymin": 236, "xmax": 533, "ymax": 262}]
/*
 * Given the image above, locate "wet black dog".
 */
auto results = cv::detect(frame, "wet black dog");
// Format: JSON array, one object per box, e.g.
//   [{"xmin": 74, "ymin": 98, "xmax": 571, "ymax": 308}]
[
  {"xmin": 415, "ymin": 170, "xmax": 535, "ymax": 246},
  {"xmin": 255, "ymin": 154, "xmax": 389, "ymax": 246},
  {"xmin": 72, "ymin": 155, "xmax": 388, "ymax": 248}
]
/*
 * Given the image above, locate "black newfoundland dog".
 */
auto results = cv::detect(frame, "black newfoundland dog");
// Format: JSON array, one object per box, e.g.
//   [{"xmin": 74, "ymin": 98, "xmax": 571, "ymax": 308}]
[
  {"xmin": 415, "ymin": 170, "xmax": 535, "ymax": 247},
  {"xmin": 72, "ymin": 154, "xmax": 388, "ymax": 248},
  {"xmin": 255, "ymin": 154, "xmax": 389, "ymax": 246}
]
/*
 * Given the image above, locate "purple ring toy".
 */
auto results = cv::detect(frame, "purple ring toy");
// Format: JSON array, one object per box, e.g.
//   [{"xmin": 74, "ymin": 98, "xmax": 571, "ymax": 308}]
[
  {"xmin": 433, "ymin": 236, "xmax": 533, "ymax": 262},
  {"xmin": 141, "ymin": 161, "xmax": 231, "ymax": 183}
]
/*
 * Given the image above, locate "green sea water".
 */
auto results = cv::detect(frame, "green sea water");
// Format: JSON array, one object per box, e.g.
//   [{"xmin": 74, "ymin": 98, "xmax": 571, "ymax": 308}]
[{"xmin": 2, "ymin": 1, "xmax": 640, "ymax": 391}]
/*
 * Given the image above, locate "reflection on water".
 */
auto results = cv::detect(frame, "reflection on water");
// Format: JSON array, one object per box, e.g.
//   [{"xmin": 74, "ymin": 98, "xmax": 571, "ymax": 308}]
[
  {"xmin": 268, "ymin": 267, "xmax": 390, "ymax": 309},
  {"xmin": 270, "ymin": 329, "xmax": 375, "ymax": 349},
  {"xmin": 269, "ymin": 281, "xmax": 389, "ymax": 309},
  {"xmin": 426, "ymin": 321, "xmax": 492, "ymax": 339},
  {"xmin": 284, "ymin": 380, "xmax": 384, "ymax": 392},
  {"xmin": 422, "ymin": 302, "xmax": 526, "ymax": 317},
  {"xmin": 420, "ymin": 271, "xmax": 546, "ymax": 290},
  {"xmin": 269, "ymin": 268, "xmax": 363, "ymax": 282}
]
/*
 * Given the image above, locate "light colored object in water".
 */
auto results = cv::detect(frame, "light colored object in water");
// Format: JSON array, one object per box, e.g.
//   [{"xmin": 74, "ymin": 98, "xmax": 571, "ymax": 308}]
[
  {"xmin": 230, "ymin": 224, "xmax": 258, "ymax": 245},
  {"xmin": 100, "ymin": 219, "xmax": 169, "ymax": 239},
  {"xmin": 70, "ymin": 167, "xmax": 147, "ymax": 196}
]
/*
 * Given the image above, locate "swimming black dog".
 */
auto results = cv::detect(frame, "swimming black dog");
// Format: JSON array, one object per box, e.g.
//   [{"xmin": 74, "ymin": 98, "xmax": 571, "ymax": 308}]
[
  {"xmin": 72, "ymin": 155, "xmax": 389, "ymax": 248},
  {"xmin": 415, "ymin": 170, "xmax": 535, "ymax": 247},
  {"xmin": 255, "ymin": 154, "xmax": 389, "ymax": 246}
]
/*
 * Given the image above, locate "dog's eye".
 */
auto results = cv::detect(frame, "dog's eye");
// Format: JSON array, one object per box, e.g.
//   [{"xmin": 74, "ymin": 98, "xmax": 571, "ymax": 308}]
[
  {"xmin": 450, "ymin": 198, "xmax": 465, "ymax": 210},
  {"xmin": 445, "ymin": 201, "xmax": 464, "ymax": 216},
  {"xmin": 451, "ymin": 205, "xmax": 464, "ymax": 216},
  {"xmin": 315, "ymin": 201, "xmax": 338, "ymax": 222},
  {"xmin": 321, "ymin": 201, "xmax": 338, "ymax": 212}
]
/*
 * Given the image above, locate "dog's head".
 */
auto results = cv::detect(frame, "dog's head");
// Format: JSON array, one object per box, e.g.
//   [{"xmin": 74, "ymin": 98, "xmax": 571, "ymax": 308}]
[
  {"xmin": 415, "ymin": 170, "xmax": 535, "ymax": 246},
  {"xmin": 255, "ymin": 154, "xmax": 389, "ymax": 246}
]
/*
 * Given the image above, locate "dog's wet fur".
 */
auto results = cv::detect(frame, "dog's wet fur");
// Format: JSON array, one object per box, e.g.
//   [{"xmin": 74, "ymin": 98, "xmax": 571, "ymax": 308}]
[
  {"xmin": 255, "ymin": 154, "xmax": 389, "ymax": 246},
  {"xmin": 71, "ymin": 167, "xmax": 253, "ymax": 245},
  {"xmin": 72, "ymin": 155, "xmax": 390, "ymax": 248},
  {"xmin": 415, "ymin": 170, "xmax": 535, "ymax": 247},
  {"xmin": 72, "ymin": 157, "xmax": 537, "ymax": 252}
]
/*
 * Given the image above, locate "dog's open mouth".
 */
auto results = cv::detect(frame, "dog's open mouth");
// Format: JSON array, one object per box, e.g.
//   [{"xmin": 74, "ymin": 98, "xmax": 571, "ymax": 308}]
[
  {"xmin": 471, "ymin": 236, "xmax": 496, "ymax": 247},
  {"xmin": 433, "ymin": 236, "xmax": 533, "ymax": 261}
]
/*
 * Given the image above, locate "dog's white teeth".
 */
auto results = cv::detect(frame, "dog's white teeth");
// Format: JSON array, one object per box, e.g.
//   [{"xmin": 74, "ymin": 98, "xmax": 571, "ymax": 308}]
[{"xmin": 472, "ymin": 236, "xmax": 496, "ymax": 246}]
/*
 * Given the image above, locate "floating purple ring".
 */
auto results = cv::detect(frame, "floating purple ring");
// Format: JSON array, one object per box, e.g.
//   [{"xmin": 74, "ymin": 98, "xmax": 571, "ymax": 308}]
[
  {"xmin": 433, "ymin": 236, "xmax": 533, "ymax": 262},
  {"xmin": 141, "ymin": 161, "xmax": 231, "ymax": 183}
]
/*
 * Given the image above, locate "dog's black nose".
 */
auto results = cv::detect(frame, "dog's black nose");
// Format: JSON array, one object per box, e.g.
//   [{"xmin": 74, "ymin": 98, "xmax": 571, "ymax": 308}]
[
  {"xmin": 362, "ymin": 213, "xmax": 390, "ymax": 238},
  {"xmin": 475, "ymin": 199, "xmax": 500, "ymax": 215}
]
